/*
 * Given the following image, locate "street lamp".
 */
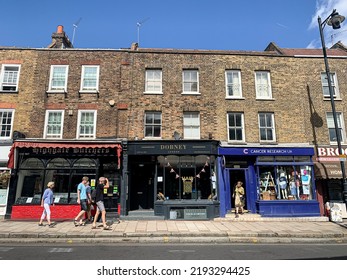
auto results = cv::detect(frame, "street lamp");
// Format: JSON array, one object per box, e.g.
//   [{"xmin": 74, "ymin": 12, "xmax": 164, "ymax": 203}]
[{"xmin": 318, "ymin": 9, "xmax": 347, "ymax": 204}]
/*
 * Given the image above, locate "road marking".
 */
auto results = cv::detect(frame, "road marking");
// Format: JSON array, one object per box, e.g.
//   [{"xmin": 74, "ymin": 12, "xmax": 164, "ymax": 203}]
[
  {"xmin": 0, "ymin": 247, "xmax": 14, "ymax": 252},
  {"xmin": 168, "ymin": 249, "xmax": 196, "ymax": 253},
  {"xmin": 48, "ymin": 248, "xmax": 73, "ymax": 253}
]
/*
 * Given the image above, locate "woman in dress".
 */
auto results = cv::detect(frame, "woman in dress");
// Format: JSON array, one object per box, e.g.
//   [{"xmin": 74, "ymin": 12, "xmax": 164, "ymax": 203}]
[{"xmin": 233, "ymin": 181, "xmax": 245, "ymax": 218}]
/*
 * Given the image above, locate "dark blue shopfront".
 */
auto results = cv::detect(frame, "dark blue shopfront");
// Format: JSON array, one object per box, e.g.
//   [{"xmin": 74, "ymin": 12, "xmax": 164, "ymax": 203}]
[{"xmin": 217, "ymin": 146, "xmax": 321, "ymax": 217}]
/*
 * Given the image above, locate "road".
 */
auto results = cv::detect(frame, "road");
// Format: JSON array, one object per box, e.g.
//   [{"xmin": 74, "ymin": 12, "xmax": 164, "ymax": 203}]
[{"xmin": 0, "ymin": 243, "xmax": 346, "ymax": 260}]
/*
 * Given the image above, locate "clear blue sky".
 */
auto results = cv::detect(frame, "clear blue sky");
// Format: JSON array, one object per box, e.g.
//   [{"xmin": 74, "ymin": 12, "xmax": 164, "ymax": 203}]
[{"xmin": 1, "ymin": 0, "xmax": 347, "ymax": 50}]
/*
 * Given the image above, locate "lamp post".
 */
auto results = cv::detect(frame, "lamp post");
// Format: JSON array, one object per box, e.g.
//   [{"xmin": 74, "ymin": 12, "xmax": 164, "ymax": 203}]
[{"xmin": 318, "ymin": 9, "xmax": 347, "ymax": 204}]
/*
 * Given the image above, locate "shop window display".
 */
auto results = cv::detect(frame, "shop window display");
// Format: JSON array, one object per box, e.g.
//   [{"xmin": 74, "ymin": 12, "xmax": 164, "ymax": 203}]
[{"xmin": 258, "ymin": 165, "xmax": 313, "ymax": 200}]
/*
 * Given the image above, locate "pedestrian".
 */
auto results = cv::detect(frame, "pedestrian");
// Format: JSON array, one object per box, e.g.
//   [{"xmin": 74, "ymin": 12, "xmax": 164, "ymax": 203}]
[
  {"xmin": 92, "ymin": 177, "xmax": 112, "ymax": 230},
  {"xmin": 233, "ymin": 181, "xmax": 245, "ymax": 218},
  {"xmin": 38, "ymin": 181, "xmax": 55, "ymax": 227},
  {"xmin": 73, "ymin": 176, "xmax": 89, "ymax": 226},
  {"xmin": 85, "ymin": 180, "xmax": 93, "ymax": 223}
]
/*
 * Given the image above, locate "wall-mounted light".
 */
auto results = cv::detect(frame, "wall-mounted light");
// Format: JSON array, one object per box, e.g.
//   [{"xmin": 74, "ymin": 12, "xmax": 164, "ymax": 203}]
[{"xmin": 109, "ymin": 100, "xmax": 115, "ymax": 107}]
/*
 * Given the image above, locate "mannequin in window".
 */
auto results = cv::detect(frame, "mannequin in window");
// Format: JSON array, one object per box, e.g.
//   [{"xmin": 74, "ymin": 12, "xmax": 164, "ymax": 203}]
[{"xmin": 278, "ymin": 170, "xmax": 288, "ymax": 199}]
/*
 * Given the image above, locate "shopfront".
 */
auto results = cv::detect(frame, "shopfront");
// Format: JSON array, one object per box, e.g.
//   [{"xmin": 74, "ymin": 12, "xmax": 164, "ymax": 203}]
[
  {"xmin": 6, "ymin": 140, "xmax": 122, "ymax": 219},
  {"xmin": 314, "ymin": 145, "xmax": 347, "ymax": 218},
  {"xmin": 218, "ymin": 145, "xmax": 321, "ymax": 217},
  {"xmin": 123, "ymin": 140, "xmax": 220, "ymax": 220}
]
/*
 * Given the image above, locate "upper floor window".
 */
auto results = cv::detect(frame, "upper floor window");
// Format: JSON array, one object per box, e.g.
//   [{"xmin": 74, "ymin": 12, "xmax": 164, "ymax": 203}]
[
  {"xmin": 258, "ymin": 112, "xmax": 276, "ymax": 142},
  {"xmin": 183, "ymin": 112, "xmax": 200, "ymax": 139},
  {"xmin": 321, "ymin": 72, "xmax": 339, "ymax": 98},
  {"xmin": 77, "ymin": 110, "xmax": 96, "ymax": 139},
  {"xmin": 0, "ymin": 64, "xmax": 21, "ymax": 92},
  {"xmin": 225, "ymin": 70, "xmax": 242, "ymax": 98},
  {"xmin": 44, "ymin": 110, "xmax": 64, "ymax": 139},
  {"xmin": 326, "ymin": 112, "xmax": 345, "ymax": 143},
  {"xmin": 227, "ymin": 112, "xmax": 245, "ymax": 142},
  {"xmin": 182, "ymin": 70, "xmax": 199, "ymax": 94},
  {"xmin": 255, "ymin": 71, "xmax": 272, "ymax": 99},
  {"xmin": 80, "ymin": 66, "xmax": 99, "ymax": 92},
  {"xmin": 144, "ymin": 112, "xmax": 161, "ymax": 138},
  {"xmin": 145, "ymin": 69, "xmax": 162, "ymax": 94},
  {"xmin": 48, "ymin": 65, "xmax": 68, "ymax": 92},
  {"xmin": 0, "ymin": 109, "xmax": 14, "ymax": 138}
]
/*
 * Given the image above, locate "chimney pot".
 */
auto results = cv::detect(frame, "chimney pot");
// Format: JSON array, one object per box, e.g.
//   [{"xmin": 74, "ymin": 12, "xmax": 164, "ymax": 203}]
[{"xmin": 57, "ymin": 25, "xmax": 64, "ymax": 33}]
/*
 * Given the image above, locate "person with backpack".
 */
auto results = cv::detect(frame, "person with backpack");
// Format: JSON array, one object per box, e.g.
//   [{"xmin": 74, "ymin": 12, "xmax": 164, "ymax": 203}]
[{"xmin": 92, "ymin": 177, "xmax": 111, "ymax": 230}]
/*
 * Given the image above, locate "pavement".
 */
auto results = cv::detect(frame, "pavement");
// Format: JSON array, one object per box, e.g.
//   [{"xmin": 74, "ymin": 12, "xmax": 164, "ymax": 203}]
[{"xmin": 0, "ymin": 214, "xmax": 346, "ymax": 244}]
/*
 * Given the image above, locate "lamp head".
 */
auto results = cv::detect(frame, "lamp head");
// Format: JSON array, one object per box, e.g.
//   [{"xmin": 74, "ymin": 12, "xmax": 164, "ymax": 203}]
[{"xmin": 327, "ymin": 11, "xmax": 345, "ymax": 29}]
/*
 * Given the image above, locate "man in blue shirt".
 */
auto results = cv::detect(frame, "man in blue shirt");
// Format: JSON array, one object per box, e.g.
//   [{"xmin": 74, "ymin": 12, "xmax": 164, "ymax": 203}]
[{"xmin": 74, "ymin": 176, "xmax": 89, "ymax": 226}]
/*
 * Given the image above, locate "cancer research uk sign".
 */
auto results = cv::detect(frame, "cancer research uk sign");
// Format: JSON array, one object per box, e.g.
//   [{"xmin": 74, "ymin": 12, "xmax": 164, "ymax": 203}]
[
  {"xmin": 316, "ymin": 146, "xmax": 347, "ymax": 162},
  {"xmin": 218, "ymin": 147, "xmax": 314, "ymax": 156}
]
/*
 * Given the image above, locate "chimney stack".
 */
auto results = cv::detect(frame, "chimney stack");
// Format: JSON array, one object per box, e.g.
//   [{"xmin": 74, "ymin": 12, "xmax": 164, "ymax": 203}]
[{"xmin": 47, "ymin": 25, "xmax": 73, "ymax": 49}]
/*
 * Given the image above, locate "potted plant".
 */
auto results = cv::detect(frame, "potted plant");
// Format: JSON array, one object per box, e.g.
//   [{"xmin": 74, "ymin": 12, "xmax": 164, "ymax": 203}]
[{"xmin": 0, "ymin": 170, "xmax": 11, "ymax": 185}]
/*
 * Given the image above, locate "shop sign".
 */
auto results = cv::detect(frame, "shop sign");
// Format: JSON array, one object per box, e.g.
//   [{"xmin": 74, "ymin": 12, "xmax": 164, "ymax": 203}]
[
  {"xmin": 184, "ymin": 208, "xmax": 207, "ymax": 219},
  {"xmin": 316, "ymin": 146, "xmax": 347, "ymax": 162},
  {"xmin": 129, "ymin": 142, "xmax": 218, "ymax": 155},
  {"xmin": 22, "ymin": 147, "xmax": 114, "ymax": 157},
  {"xmin": 219, "ymin": 147, "xmax": 314, "ymax": 156},
  {"xmin": 0, "ymin": 189, "xmax": 8, "ymax": 205}
]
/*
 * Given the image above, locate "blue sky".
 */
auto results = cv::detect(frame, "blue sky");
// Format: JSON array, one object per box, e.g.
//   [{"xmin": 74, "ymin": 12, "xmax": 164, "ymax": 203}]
[{"xmin": 1, "ymin": 0, "xmax": 347, "ymax": 50}]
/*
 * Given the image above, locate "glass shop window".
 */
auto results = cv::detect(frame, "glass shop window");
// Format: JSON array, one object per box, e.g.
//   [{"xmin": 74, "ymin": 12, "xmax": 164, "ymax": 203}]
[{"xmin": 258, "ymin": 165, "xmax": 313, "ymax": 201}]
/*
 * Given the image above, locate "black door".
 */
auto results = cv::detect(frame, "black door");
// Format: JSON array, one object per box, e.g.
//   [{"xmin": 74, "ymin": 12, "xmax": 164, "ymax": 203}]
[{"xmin": 130, "ymin": 162, "xmax": 155, "ymax": 210}]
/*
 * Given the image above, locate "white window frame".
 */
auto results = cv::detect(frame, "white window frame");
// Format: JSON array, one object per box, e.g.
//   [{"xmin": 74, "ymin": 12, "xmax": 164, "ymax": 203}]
[
  {"xmin": 80, "ymin": 65, "xmax": 99, "ymax": 92},
  {"xmin": 255, "ymin": 71, "xmax": 272, "ymax": 99},
  {"xmin": 77, "ymin": 110, "xmax": 97, "ymax": 139},
  {"xmin": 225, "ymin": 70, "xmax": 242, "ymax": 98},
  {"xmin": 0, "ymin": 64, "xmax": 21, "ymax": 92},
  {"xmin": 43, "ymin": 110, "xmax": 64, "ymax": 139},
  {"xmin": 144, "ymin": 69, "xmax": 162, "ymax": 94},
  {"xmin": 48, "ymin": 65, "xmax": 69, "ymax": 92},
  {"xmin": 0, "ymin": 109, "xmax": 14, "ymax": 139},
  {"xmin": 321, "ymin": 72, "xmax": 340, "ymax": 98},
  {"xmin": 144, "ymin": 112, "xmax": 162, "ymax": 138},
  {"xmin": 326, "ymin": 112, "xmax": 346, "ymax": 144},
  {"xmin": 182, "ymin": 70, "xmax": 199, "ymax": 94},
  {"xmin": 227, "ymin": 112, "xmax": 245, "ymax": 142},
  {"xmin": 183, "ymin": 112, "xmax": 200, "ymax": 139},
  {"xmin": 258, "ymin": 112, "xmax": 276, "ymax": 142}
]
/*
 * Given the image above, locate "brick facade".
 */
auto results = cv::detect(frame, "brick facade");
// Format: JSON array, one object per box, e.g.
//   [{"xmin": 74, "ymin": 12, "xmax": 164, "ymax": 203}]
[{"xmin": 2, "ymin": 45, "xmax": 347, "ymax": 145}]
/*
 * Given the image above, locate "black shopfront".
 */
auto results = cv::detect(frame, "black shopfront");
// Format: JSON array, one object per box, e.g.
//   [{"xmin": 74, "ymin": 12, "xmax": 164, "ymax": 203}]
[{"xmin": 122, "ymin": 140, "xmax": 220, "ymax": 219}]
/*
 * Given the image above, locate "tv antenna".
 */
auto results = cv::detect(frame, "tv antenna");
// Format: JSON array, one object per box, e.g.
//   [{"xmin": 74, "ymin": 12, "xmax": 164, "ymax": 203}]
[
  {"xmin": 72, "ymin": 17, "xmax": 82, "ymax": 46},
  {"xmin": 137, "ymin": 17, "xmax": 150, "ymax": 46}
]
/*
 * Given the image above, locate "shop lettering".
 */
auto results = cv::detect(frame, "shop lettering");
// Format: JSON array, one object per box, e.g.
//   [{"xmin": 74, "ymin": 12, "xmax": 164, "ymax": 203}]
[
  {"xmin": 317, "ymin": 147, "xmax": 347, "ymax": 157},
  {"xmin": 32, "ymin": 147, "xmax": 110, "ymax": 155},
  {"xmin": 243, "ymin": 148, "xmax": 293, "ymax": 155},
  {"xmin": 160, "ymin": 145, "xmax": 186, "ymax": 150}
]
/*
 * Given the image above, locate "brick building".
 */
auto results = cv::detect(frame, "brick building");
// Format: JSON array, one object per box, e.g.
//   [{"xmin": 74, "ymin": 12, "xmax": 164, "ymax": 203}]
[{"xmin": 1, "ymin": 26, "xmax": 347, "ymax": 219}]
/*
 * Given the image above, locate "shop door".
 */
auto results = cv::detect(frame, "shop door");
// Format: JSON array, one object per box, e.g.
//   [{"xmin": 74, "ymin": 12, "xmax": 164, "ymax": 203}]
[
  {"xmin": 229, "ymin": 169, "xmax": 247, "ymax": 210},
  {"xmin": 130, "ymin": 162, "xmax": 155, "ymax": 210}
]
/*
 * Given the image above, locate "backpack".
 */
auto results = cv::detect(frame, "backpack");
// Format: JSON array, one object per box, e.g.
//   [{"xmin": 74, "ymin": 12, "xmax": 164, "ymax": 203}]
[{"xmin": 91, "ymin": 188, "xmax": 97, "ymax": 201}]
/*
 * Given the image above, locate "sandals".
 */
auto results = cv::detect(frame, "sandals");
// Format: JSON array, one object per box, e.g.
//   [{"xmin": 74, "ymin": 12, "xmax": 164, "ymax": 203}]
[
  {"xmin": 38, "ymin": 223, "xmax": 43, "ymax": 226},
  {"xmin": 91, "ymin": 225, "xmax": 97, "ymax": 229},
  {"xmin": 103, "ymin": 225, "xmax": 111, "ymax": 230}
]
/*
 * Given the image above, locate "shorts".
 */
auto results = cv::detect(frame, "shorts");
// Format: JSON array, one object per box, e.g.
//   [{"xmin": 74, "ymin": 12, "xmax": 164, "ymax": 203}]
[
  {"xmin": 96, "ymin": 200, "xmax": 105, "ymax": 212},
  {"xmin": 80, "ymin": 199, "xmax": 88, "ymax": 211}
]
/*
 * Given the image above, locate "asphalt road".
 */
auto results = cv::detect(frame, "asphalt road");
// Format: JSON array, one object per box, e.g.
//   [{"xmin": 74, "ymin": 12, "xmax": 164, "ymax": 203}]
[{"xmin": 0, "ymin": 243, "xmax": 346, "ymax": 260}]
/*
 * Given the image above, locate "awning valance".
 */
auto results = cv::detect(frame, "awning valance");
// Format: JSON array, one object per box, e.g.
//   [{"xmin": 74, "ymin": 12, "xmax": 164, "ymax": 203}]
[
  {"xmin": 314, "ymin": 161, "xmax": 347, "ymax": 179},
  {"xmin": 7, "ymin": 141, "xmax": 122, "ymax": 169}
]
